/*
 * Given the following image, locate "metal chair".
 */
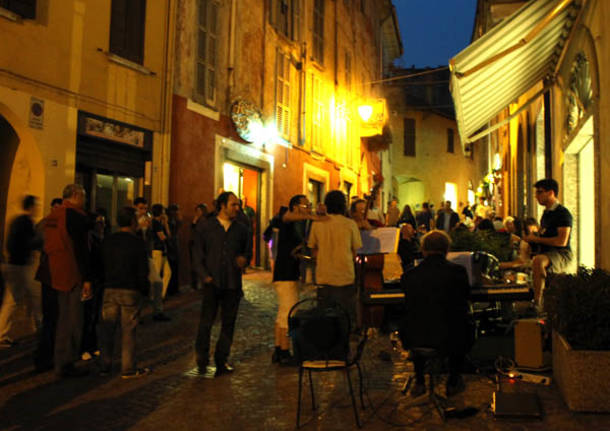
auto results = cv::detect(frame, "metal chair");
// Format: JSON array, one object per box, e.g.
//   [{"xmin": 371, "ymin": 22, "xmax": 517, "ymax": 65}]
[{"xmin": 288, "ymin": 297, "xmax": 367, "ymax": 428}]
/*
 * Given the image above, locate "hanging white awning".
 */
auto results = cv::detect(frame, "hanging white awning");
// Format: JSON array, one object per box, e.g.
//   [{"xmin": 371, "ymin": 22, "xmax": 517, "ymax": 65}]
[{"xmin": 450, "ymin": 0, "xmax": 581, "ymax": 146}]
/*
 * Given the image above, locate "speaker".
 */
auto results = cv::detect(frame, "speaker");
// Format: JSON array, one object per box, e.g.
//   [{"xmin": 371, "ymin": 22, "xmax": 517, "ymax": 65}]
[{"xmin": 514, "ymin": 318, "xmax": 549, "ymax": 369}]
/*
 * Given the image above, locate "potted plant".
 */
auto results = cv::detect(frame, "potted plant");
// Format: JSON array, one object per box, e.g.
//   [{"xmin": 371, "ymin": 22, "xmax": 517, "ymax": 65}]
[{"xmin": 544, "ymin": 267, "xmax": 610, "ymax": 412}]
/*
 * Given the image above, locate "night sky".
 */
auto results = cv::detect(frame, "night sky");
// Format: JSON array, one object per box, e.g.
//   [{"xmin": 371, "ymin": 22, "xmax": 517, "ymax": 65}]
[{"xmin": 394, "ymin": 0, "xmax": 478, "ymax": 68}]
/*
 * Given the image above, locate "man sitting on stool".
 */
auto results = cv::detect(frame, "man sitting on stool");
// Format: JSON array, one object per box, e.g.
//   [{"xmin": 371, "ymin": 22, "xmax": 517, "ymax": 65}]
[{"xmin": 399, "ymin": 230, "xmax": 472, "ymax": 397}]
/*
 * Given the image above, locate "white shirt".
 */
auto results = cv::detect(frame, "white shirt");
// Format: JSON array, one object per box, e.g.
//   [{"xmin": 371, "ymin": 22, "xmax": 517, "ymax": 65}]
[{"xmin": 308, "ymin": 214, "xmax": 362, "ymax": 286}]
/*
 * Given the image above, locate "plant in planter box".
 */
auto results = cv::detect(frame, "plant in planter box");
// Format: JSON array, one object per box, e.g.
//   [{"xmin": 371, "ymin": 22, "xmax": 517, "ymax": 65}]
[
  {"xmin": 449, "ymin": 229, "xmax": 512, "ymax": 262},
  {"xmin": 544, "ymin": 267, "xmax": 610, "ymax": 412}
]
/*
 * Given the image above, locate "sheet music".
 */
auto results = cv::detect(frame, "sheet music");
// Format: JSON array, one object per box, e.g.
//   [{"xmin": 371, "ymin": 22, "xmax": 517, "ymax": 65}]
[{"xmin": 357, "ymin": 227, "xmax": 400, "ymax": 255}]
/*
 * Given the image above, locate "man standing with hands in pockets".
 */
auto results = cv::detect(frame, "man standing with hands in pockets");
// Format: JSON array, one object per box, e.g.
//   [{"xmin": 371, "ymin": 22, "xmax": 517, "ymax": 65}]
[{"xmin": 191, "ymin": 192, "xmax": 252, "ymax": 378}]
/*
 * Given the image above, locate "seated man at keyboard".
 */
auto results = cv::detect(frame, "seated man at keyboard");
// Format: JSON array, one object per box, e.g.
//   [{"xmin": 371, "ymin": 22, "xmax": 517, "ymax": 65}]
[{"xmin": 399, "ymin": 230, "xmax": 472, "ymax": 397}]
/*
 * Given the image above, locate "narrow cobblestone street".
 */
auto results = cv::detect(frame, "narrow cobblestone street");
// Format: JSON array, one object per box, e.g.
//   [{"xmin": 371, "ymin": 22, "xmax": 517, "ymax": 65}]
[{"xmin": 0, "ymin": 270, "xmax": 608, "ymax": 431}]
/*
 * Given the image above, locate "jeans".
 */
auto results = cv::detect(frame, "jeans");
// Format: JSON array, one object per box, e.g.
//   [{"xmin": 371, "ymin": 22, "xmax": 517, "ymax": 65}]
[
  {"xmin": 100, "ymin": 289, "xmax": 143, "ymax": 374},
  {"xmin": 195, "ymin": 285, "xmax": 242, "ymax": 369},
  {"xmin": 54, "ymin": 285, "xmax": 84, "ymax": 374},
  {"xmin": 0, "ymin": 263, "xmax": 40, "ymax": 341}
]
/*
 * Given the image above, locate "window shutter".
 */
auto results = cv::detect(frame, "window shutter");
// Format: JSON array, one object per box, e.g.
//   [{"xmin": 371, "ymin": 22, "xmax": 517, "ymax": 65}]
[
  {"xmin": 313, "ymin": 0, "xmax": 324, "ymax": 64},
  {"xmin": 291, "ymin": 0, "xmax": 300, "ymax": 41},
  {"xmin": 109, "ymin": 0, "xmax": 127, "ymax": 58},
  {"xmin": 109, "ymin": 0, "xmax": 145, "ymax": 64},
  {"xmin": 276, "ymin": 51, "xmax": 291, "ymax": 139},
  {"xmin": 3, "ymin": 0, "xmax": 36, "ymax": 18},
  {"xmin": 403, "ymin": 118, "xmax": 416, "ymax": 157}
]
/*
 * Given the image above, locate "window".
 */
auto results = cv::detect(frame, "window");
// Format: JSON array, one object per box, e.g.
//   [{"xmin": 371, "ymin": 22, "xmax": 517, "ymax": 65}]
[
  {"xmin": 196, "ymin": 0, "xmax": 218, "ymax": 106},
  {"xmin": 276, "ymin": 50, "xmax": 291, "ymax": 140},
  {"xmin": 344, "ymin": 51, "xmax": 351, "ymax": 90},
  {"xmin": 269, "ymin": 0, "xmax": 300, "ymax": 40},
  {"xmin": 109, "ymin": 0, "xmax": 146, "ymax": 64},
  {"xmin": 0, "ymin": 0, "xmax": 36, "ymax": 18},
  {"xmin": 313, "ymin": 0, "xmax": 324, "ymax": 64},
  {"xmin": 403, "ymin": 118, "xmax": 415, "ymax": 157},
  {"xmin": 447, "ymin": 128, "xmax": 454, "ymax": 153},
  {"xmin": 312, "ymin": 75, "xmax": 323, "ymax": 152}
]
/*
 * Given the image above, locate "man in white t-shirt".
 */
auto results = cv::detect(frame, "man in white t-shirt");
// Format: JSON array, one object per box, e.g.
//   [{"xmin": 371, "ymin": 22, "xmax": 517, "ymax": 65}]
[{"xmin": 308, "ymin": 190, "xmax": 362, "ymax": 324}]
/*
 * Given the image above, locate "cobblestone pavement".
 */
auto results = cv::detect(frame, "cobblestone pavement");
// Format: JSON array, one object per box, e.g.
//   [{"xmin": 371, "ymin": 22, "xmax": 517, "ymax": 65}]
[{"xmin": 1, "ymin": 270, "xmax": 609, "ymax": 431}]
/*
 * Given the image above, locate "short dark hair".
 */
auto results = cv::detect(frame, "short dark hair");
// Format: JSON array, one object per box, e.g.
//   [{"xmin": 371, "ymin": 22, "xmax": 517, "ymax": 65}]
[
  {"xmin": 477, "ymin": 218, "xmax": 495, "ymax": 232},
  {"xmin": 421, "ymin": 230, "xmax": 451, "ymax": 255},
  {"xmin": 167, "ymin": 204, "xmax": 179, "ymax": 215},
  {"xmin": 196, "ymin": 203, "xmax": 208, "ymax": 214},
  {"xmin": 422, "ymin": 202, "xmax": 429, "ymax": 209},
  {"xmin": 134, "ymin": 197, "xmax": 148, "ymax": 206},
  {"xmin": 524, "ymin": 217, "xmax": 539, "ymax": 234},
  {"xmin": 51, "ymin": 198, "xmax": 63, "ymax": 207},
  {"xmin": 62, "ymin": 184, "xmax": 85, "ymax": 199},
  {"xmin": 534, "ymin": 178, "xmax": 559, "ymax": 196},
  {"xmin": 324, "ymin": 190, "xmax": 347, "ymax": 215},
  {"xmin": 151, "ymin": 204, "xmax": 164, "ymax": 217},
  {"xmin": 289, "ymin": 194, "xmax": 306, "ymax": 211},
  {"xmin": 350, "ymin": 199, "xmax": 366, "ymax": 215},
  {"xmin": 215, "ymin": 191, "xmax": 236, "ymax": 212},
  {"xmin": 117, "ymin": 207, "xmax": 137, "ymax": 228},
  {"xmin": 22, "ymin": 195, "xmax": 36, "ymax": 210}
]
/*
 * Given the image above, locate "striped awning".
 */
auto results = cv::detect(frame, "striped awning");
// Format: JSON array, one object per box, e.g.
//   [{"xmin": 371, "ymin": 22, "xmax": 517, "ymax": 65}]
[{"xmin": 450, "ymin": 0, "xmax": 581, "ymax": 146}]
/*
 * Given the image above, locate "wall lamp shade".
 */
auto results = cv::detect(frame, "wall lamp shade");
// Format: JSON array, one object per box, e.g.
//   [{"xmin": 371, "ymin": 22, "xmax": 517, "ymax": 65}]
[{"xmin": 358, "ymin": 105, "xmax": 374, "ymax": 122}]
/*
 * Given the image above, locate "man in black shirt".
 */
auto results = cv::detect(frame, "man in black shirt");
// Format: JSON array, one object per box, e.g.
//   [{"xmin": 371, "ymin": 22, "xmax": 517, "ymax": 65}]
[
  {"xmin": 524, "ymin": 179, "xmax": 573, "ymax": 306},
  {"xmin": 99, "ymin": 207, "xmax": 151, "ymax": 378},
  {"xmin": 191, "ymin": 192, "xmax": 252, "ymax": 377},
  {"xmin": 0, "ymin": 195, "xmax": 42, "ymax": 348}
]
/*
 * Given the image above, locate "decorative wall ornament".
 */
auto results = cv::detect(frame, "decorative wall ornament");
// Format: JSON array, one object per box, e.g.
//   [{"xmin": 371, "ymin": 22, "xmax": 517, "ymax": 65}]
[
  {"xmin": 566, "ymin": 52, "xmax": 593, "ymax": 135},
  {"xmin": 231, "ymin": 99, "xmax": 264, "ymax": 144}
]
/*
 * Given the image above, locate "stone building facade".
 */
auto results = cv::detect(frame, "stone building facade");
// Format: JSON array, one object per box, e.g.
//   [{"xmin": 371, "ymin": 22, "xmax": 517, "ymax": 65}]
[
  {"xmin": 0, "ymin": 0, "xmax": 176, "ymax": 240},
  {"xmin": 170, "ymin": 0, "xmax": 402, "ymax": 269}
]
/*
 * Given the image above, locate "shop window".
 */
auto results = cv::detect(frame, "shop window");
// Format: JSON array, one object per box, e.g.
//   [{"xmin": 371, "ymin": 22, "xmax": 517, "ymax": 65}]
[
  {"xmin": 275, "ymin": 50, "xmax": 291, "ymax": 140},
  {"xmin": 403, "ymin": 118, "xmax": 415, "ymax": 157},
  {"xmin": 313, "ymin": 0, "xmax": 324, "ymax": 64},
  {"xmin": 0, "ymin": 0, "xmax": 36, "ymax": 18},
  {"xmin": 447, "ymin": 128, "xmax": 454, "ymax": 153},
  {"xmin": 196, "ymin": 0, "xmax": 218, "ymax": 106},
  {"xmin": 109, "ymin": 0, "xmax": 146, "ymax": 64}
]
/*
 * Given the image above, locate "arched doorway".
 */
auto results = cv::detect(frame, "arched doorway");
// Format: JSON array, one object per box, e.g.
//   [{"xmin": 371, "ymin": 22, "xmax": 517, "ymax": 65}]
[{"xmin": 0, "ymin": 115, "xmax": 20, "ymax": 251}]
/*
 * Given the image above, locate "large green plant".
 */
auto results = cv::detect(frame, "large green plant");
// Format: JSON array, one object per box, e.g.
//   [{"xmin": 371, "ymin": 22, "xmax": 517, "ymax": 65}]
[
  {"xmin": 544, "ymin": 267, "xmax": 610, "ymax": 351},
  {"xmin": 449, "ymin": 229, "xmax": 512, "ymax": 262}
]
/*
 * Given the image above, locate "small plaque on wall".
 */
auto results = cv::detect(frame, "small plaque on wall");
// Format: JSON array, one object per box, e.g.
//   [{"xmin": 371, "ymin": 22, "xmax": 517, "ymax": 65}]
[{"xmin": 29, "ymin": 97, "xmax": 44, "ymax": 129}]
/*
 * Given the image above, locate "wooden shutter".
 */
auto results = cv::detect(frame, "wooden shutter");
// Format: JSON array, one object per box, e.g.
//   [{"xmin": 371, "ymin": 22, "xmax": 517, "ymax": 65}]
[
  {"xmin": 313, "ymin": 0, "xmax": 324, "ymax": 64},
  {"xmin": 276, "ymin": 51, "xmax": 291, "ymax": 139},
  {"xmin": 1, "ymin": 0, "xmax": 36, "ymax": 18},
  {"xmin": 196, "ymin": 0, "xmax": 217, "ymax": 105},
  {"xmin": 109, "ymin": 0, "xmax": 145, "ymax": 64},
  {"xmin": 403, "ymin": 118, "xmax": 415, "ymax": 157}
]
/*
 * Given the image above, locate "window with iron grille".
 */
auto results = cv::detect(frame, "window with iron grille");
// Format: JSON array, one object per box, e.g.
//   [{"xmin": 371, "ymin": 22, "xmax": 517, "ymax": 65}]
[
  {"xmin": 0, "ymin": 0, "xmax": 36, "ymax": 18},
  {"xmin": 276, "ymin": 50, "xmax": 291, "ymax": 140},
  {"xmin": 196, "ymin": 0, "xmax": 218, "ymax": 106},
  {"xmin": 447, "ymin": 128, "xmax": 454, "ymax": 153},
  {"xmin": 269, "ymin": 0, "xmax": 300, "ymax": 40},
  {"xmin": 313, "ymin": 0, "xmax": 324, "ymax": 64},
  {"xmin": 109, "ymin": 0, "xmax": 146, "ymax": 64},
  {"xmin": 403, "ymin": 118, "xmax": 416, "ymax": 157}
]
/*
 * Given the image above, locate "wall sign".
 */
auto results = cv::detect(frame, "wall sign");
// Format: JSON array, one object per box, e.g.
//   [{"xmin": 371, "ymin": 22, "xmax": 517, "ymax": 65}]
[
  {"xmin": 78, "ymin": 112, "xmax": 151, "ymax": 149},
  {"xmin": 230, "ymin": 99, "xmax": 263, "ymax": 143},
  {"xmin": 29, "ymin": 97, "xmax": 44, "ymax": 129}
]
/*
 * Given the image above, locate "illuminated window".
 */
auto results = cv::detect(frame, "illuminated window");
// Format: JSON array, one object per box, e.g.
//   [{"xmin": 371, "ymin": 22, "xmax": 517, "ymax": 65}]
[
  {"xmin": 275, "ymin": 50, "xmax": 291, "ymax": 140},
  {"xmin": 313, "ymin": 0, "xmax": 324, "ymax": 64},
  {"xmin": 196, "ymin": 0, "xmax": 218, "ymax": 106}
]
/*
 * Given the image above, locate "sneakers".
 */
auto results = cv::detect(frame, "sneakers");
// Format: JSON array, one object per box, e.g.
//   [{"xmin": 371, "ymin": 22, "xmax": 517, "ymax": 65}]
[
  {"xmin": 446, "ymin": 375, "xmax": 466, "ymax": 397},
  {"xmin": 186, "ymin": 365, "xmax": 216, "ymax": 379},
  {"xmin": 0, "ymin": 339, "xmax": 18, "ymax": 349},
  {"xmin": 214, "ymin": 363, "xmax": 235, "ymax": 377},
  {"xmin": 121, "ymin": 368, "xmax": 152, "ymax": 379},
  {"xmin": 152, "ymin": 313, "xmax": 171, "ymax": 322}
]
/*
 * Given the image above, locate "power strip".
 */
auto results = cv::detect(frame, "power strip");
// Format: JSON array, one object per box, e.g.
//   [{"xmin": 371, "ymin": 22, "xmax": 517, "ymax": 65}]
[{"xmin": 509, "ymin": 371, "xmax": 551, "ymax": 385}]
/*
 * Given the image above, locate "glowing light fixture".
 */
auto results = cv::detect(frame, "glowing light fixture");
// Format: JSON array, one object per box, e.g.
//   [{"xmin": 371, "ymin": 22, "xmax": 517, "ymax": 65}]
[
  {"xmin": 358, "ymin": 105, "xmax": 373, "ymax": 122},
  {"xmin": 494, "ymin": 153, "xmax": 502, "ymax": 171}
]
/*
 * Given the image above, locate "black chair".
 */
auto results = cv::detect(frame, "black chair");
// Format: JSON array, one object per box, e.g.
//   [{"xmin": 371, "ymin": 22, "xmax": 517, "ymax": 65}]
[
  {"xmin": 288, "ymin": 297, "xmax": 367, "ymax": 428},
  {"xmin": 401, "ymin": 347, "xmax": 450, "ymax": 421}
]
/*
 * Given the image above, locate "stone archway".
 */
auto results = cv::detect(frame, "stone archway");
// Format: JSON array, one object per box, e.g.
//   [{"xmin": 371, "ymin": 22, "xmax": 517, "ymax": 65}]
[{"xmin": 0, "ymin": 104, "xmax": 45, "ymax": 251}]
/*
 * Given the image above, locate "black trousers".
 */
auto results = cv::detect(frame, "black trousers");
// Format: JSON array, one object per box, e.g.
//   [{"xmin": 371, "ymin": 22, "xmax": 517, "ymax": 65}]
[
  {"xmin": 34, "ymin": 283, "xmax": 58, "ymax": 370},
  {"xmin": 195, "ymin": 285, "xmax": 242, "ymax": 369}
]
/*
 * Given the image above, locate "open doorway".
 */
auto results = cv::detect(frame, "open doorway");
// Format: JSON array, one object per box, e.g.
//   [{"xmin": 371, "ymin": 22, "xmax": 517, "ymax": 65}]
[{"xmin": 223, "ymin": 161, "xmax": 262, "ymax": 267}]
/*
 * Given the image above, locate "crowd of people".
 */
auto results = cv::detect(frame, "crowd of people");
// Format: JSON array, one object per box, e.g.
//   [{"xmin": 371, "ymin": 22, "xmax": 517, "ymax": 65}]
[{"xmin": 0, "ymin": 178, "xmax": 572, "ymax": 396}]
